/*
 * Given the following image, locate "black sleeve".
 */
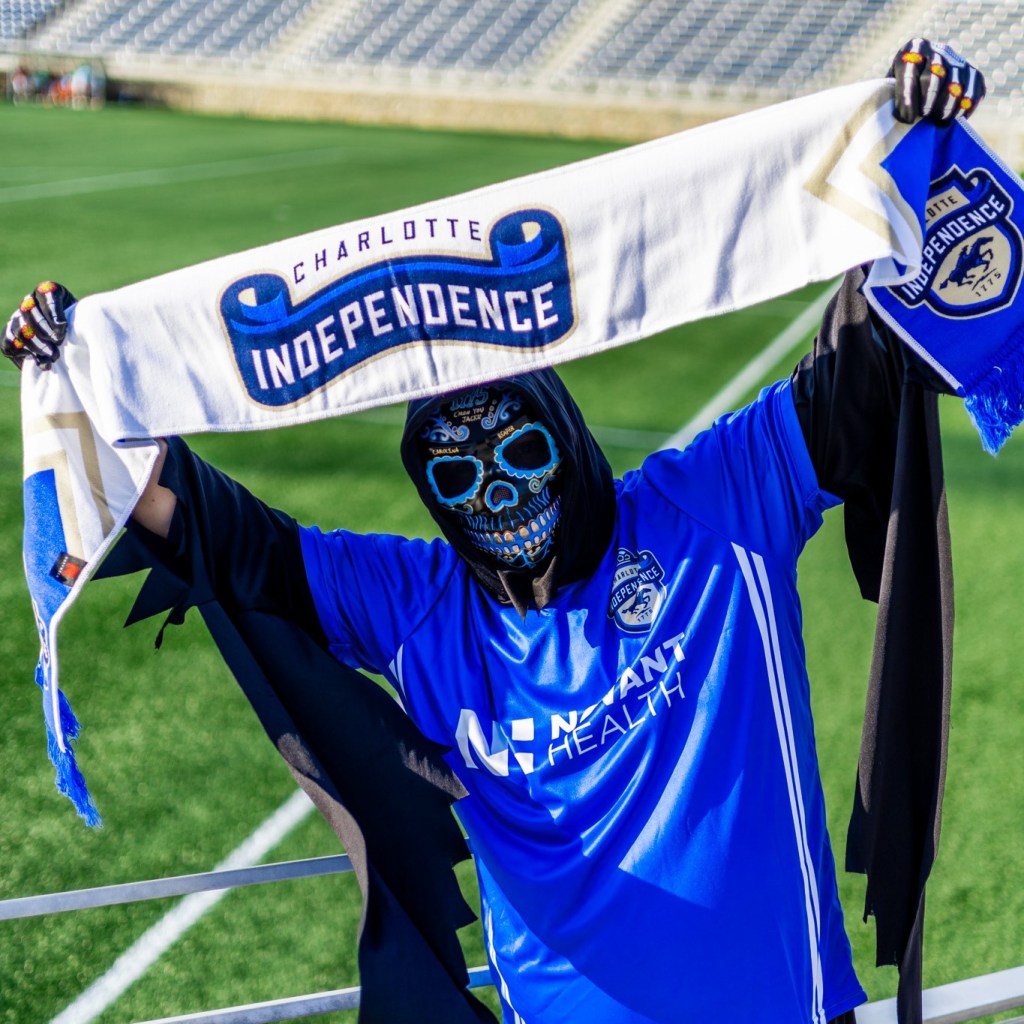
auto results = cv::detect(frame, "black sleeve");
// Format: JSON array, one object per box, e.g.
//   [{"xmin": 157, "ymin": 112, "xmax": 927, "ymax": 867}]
[
  {"xmin": 97, "ymin": 446, "xmax": 494, "ymax": 1024},
  {"xmin": 790, "ymin": 267, "xmax": 948, "ymax": 601},
  {"xmin": 793, "ymin": 269, "xmax": 955, "ymax": 1024},
  {"xmin": 115, "ymin": 436, "xmax": 327, "ymax": 646}
]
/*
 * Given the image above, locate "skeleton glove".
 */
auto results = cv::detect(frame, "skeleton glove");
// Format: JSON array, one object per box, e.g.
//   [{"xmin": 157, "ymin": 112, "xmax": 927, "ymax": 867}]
[
  {"xmin": 2, "ymin": 281, "xmax": 76, "ymax": 370},
  {"xmin": 891, "ymin": 39, "xmax": 986, "ymax": 127}
]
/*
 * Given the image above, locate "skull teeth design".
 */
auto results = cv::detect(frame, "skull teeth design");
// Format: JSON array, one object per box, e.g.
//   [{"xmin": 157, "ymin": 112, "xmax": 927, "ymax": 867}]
[{"xmin": 463, "ymin": 496, "xmax": 562, "ymax": 566}]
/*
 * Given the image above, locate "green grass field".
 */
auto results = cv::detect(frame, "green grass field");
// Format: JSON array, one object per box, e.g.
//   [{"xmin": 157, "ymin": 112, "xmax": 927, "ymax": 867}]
[{"xmin": 1, "ymin": 102, "xmax": 1022, "ymax": 1024}]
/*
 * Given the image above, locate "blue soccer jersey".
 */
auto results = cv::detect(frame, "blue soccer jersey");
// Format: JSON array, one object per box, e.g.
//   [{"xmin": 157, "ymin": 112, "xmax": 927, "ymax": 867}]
[{"xmin": 301, "ymin": 380, "xmax": 866, "ymax": 1023}]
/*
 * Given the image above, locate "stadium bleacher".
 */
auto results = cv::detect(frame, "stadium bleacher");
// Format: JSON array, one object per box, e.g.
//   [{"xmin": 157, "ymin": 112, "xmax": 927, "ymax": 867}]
[
  {"xmin": 25, "ymin": 0, "xmax": 313, "ymax": 58},
  {"xmin": 570, "ymin": 0, "xmax": 899, "ymax": 96},
  {"xmin": 4, "ymin": 0, "xmax": 1019, "ymax": 111},
  {"xmin": 2, "ymin": 0, "xmax": 1022, "ymax": 133},
  {"xmin": 308, "ymin": 0, "xmax": 583, "ymax": 72},
  {"xmin": 909, "ymin": 0, "xmax": 1024, "ymax": 118},
  {"xmin": 0, "ymin": 0, "xmax": 63, "ymax": 41}
]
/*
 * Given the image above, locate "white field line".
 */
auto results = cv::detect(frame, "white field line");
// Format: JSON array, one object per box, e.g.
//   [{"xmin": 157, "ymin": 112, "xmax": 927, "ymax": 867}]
[
  {"xmin": 0, "ymin": 148, "xmax": 353, "ymax": 205},
  {"xmin": 45, "ymin": 286, "xmax": 832, "ymax": 1024},
  {"xmin": 48, "ymin": 790, "xmax": 315, "ymax": 1024},
  {"xmin": 663, "ymin": 286, "xmax": 835, "ymax": 451}
]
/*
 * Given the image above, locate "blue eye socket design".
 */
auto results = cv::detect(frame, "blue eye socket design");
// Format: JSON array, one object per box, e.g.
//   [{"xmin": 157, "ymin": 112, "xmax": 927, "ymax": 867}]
[
  {"xmin": 426, "ymin": 455, "xmax": 484, "ymax": 507},
  {"xmin": 494, "ymin": 423, "xmax": 560, "ymax": 479}
]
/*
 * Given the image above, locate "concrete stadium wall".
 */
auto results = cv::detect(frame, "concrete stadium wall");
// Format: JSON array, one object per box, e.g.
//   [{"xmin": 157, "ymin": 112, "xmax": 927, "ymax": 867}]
[
  {"xmin": 107, "ymin": 65, "xmax": 753, "ymax": 143},
  {"xmin": 114, "ymin": 65, "xmax": 1024, "ymax": 165},
  {"xmin": 3, "ymin": 52, "xmax": 1021, "ymax": 162}
]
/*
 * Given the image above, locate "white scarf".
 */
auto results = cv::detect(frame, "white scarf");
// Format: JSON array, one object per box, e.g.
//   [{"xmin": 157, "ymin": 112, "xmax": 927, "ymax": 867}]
[{"xmin": 20, "ymin": 80, "xmax": 1021, "ymax": 822}]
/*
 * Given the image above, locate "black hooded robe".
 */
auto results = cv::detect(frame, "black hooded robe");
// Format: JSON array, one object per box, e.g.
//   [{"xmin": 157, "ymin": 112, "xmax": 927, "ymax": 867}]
[
  {"xmin": 98, "ymin": 448, "xmax": 498, "ymax": 1024},
  {"xmin": 100, "ymin": 267, "xmax": 951, "ymax": 1024}
]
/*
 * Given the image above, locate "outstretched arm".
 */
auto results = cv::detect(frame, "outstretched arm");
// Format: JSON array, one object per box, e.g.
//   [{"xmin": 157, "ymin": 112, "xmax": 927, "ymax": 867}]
[
  {"xmin": 126, "ymin": 436, "xmax": 323, "ymax": 638},
  {"xmin": 4, "ymin": 284, "xmax": 319, "ymax": 631},
  {"xmin": 791, "ymin": 38, "xmax": 985, "ymax": 592},
  {"xmin": 2, "ymin": 282, "xmax": 180, "ymax": 537},
  {"xmin": 134, "ymin": 439, "xmax": 177, "ymax": 538}
]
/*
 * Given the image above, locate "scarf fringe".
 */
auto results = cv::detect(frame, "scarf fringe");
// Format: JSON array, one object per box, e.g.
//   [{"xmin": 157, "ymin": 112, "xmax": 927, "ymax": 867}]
[
  {"xmin": 45, "ymin": 690, "xmax": 102, "ymax": 828},
  {"xmin": 963, "ymin": 327, "xmax": 1024, "ymax": 454}
]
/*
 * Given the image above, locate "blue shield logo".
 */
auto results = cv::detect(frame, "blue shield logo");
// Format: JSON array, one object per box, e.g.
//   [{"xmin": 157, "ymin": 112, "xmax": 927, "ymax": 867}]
[
  {"xmin": 889, "ymin": 166, "xmax": 1022, "ymax": 318},
  {"xmin": 608, "ymin": 548, "xmax": 666, "ymax": 633}
]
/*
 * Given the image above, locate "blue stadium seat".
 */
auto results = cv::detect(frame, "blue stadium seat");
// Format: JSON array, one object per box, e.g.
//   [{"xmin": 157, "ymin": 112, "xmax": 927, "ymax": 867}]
[
  {"xmin": 34, "ymin": 0, "xmax": 313, "ymax": 59},
  {"xmin": 0, "ymin": 0, "xmax": 65, "ymax": 41},
  {"xmin": 11, "ymin": 0, "xmax": 1024, "ymax": 118},
  {"xmin": 574, "ymin": 0, "xmax": 897, "ymax": 94}
]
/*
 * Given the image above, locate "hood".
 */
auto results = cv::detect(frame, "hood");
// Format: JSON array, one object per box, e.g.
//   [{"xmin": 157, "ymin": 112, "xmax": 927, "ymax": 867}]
[{"xmin": 401, "ymin": 369, "xmax": 617, "ymax": 612}]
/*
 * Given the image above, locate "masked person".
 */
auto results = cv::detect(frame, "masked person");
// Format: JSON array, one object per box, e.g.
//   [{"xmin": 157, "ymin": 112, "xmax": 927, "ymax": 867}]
[{"xmin": 4, "ymin": 42, "xmax": 985, "ymax": 1024}]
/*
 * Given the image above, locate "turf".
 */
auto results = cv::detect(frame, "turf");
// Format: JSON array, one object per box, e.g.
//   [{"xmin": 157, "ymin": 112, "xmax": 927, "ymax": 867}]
[{"xmin": 0, "ymin": 102, "xmax": 1022, "ymax": 1024}]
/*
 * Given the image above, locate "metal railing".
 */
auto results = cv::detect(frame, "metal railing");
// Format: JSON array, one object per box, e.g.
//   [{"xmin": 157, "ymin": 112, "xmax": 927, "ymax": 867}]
[{"xmin": 2, "ymin": 853, "xmax": 1021, "ymax": 1024}]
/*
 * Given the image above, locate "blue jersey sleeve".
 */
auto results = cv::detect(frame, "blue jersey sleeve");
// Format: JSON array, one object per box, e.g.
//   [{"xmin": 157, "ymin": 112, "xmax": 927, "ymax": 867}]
[
  {"xmin": 640, "ymin": 378, "xmax": 839, "ymax": 562},
  {"xmin": 299, "ymin": 526, "xmax": 458, "ymax": 676}
]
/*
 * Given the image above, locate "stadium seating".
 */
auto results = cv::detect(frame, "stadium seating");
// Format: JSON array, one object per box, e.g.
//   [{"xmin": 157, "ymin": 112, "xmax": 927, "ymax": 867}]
[
  {"xmin": 0, "ymin": 0, "xmax": 64, "ymax": 41},
  {"xmin": 7, "ymin": 0, "xmax": 1024, "ymax": 120},
  {"xmin": 567, "ymin": 0, "xmax": 899, "ymax": 96},
  {"xmin": 908, "ymin": 0, "xmax": 1024, "ymax": 118},
  {"xmin": 295, "ymin": 0, "xmax": 903, "ymax": 92},
  {"xmin": 31, "ymin": 0, "xmax": 312, "ymax": 58},
  {"xmin": 306, "ymin": 0, "xmax": 583, "ymax": 73}
]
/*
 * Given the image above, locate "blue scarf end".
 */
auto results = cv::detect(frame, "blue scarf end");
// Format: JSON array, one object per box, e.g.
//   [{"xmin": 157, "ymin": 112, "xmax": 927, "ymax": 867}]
[
  {"xmin": 45, "ymin": 690, "xmax": 102, "ymax": 828},
  {"xmin": 963, "ymin": 324, "xmax": 1024, "ymax": 455}
]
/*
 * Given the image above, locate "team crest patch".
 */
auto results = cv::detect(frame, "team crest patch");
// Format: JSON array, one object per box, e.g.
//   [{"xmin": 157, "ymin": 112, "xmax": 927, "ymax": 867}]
[
  {"xmin": 608, "ymin": 548, "xmax": 666, "ymax": 633},
  {"xmin": 889, "ymin": 166, "xmax": 1022, "ymax": 318},
  {"xmin": 219, "ymin": 208, "xmax": 575, "ymax": 408}
]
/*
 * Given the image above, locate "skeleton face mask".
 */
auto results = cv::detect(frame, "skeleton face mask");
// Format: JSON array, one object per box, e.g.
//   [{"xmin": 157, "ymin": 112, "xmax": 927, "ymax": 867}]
[{"xmin": 419, "ymin": 386, "xmax": 562, "ymax": 569}]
